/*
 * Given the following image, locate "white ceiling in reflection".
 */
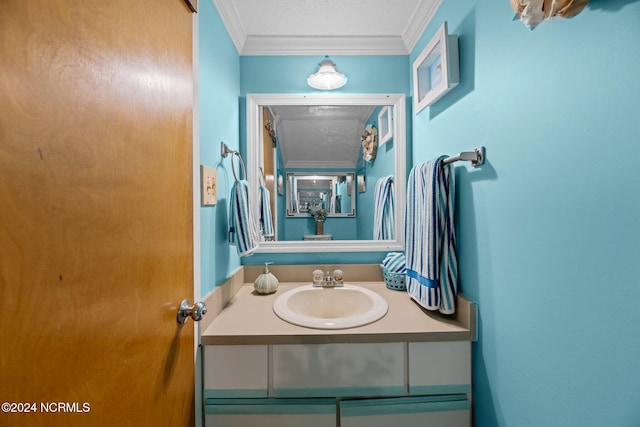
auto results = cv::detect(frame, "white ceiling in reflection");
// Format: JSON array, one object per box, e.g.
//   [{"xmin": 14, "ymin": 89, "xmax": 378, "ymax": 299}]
[{"xmin": 269, "ymin": 105, "xmax": 376, "ymax": 169}]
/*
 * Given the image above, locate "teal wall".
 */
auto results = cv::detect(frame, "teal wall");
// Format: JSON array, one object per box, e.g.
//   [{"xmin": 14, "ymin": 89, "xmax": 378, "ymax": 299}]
[
  {"xmin": 240, "ymin": 56, "xmax": 409, "ymax": 94},
  {"xmin": 201, "ymin": 2, "xmax": 640, "ymax": 424},
  {"xmin": 240, "ymin": 55, "xmax": 410, "ymax": 265},
  {"xmin": 198, "ymin": 1, "xmax": 241, "ymax": 295},
  {"xmin": 356, "ymin": 106, "xmax": 396, "ymax": 240},
  {"xmin": 411, "ymin": 1, "xmax": 640, "ymax": 426}
]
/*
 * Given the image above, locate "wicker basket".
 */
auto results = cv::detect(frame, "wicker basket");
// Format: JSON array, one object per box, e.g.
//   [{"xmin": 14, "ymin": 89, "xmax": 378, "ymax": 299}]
[{"xmin": 380, "ymin": 264, "xmax": 406, "ymax": 291}]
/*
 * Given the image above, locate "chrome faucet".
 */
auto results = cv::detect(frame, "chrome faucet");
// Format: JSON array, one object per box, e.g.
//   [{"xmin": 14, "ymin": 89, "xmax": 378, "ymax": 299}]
[
  {"xmin": 324, "ymin": 271, "xmax": 334, "ymax": 287},
  {"xmin": 312, "ymin": 269, "xmax": 344, "ymax": 287}
]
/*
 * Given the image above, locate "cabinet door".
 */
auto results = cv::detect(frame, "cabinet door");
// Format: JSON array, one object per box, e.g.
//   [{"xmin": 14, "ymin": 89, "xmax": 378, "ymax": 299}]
[
  {"xmin": 408, "ymin": 341, "xmax": 471, "ymax": 395},
  {"xmin": 340, "ymin": 395, "xmax": 470, "ymax": 427},
  {"xmin": 205, "ymin": 398, "xmax": 335, "ymax": 427},
  {"xmin": 203, "ymin": 345, "xmax": 268, "ymax": 398},
  {"xmin": 272, "ymin": 343, "xmax": 404, "ymax": 397}
]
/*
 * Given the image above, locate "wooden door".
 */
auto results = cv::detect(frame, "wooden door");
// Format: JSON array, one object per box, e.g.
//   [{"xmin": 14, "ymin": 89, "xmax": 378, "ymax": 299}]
[{"xmin": 0, "ymin": 1, "xmax": 195, "ymax": 426}]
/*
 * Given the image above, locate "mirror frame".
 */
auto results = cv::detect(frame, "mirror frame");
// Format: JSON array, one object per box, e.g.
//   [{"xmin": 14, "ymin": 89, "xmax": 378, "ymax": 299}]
[
  {"xmin": 247, "ymin": 93, "xmax": 406, "ymax": 253},
  {"xmin": 286, "ymin": 172, "xmax": 356, "ymax": 217}
]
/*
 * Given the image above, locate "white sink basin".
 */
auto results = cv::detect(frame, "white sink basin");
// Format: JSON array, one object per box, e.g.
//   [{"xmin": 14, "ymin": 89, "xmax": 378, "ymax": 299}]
[{"xmin": 273, "ymin": 284, "xmax": 388, "ymax": 329}]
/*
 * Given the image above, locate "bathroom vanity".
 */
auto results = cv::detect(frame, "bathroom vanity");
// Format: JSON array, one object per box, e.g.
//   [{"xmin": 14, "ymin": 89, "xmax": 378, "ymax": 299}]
[{"xmin": 201, "ymin": 276, "xmax": 476, "ymax": 427}]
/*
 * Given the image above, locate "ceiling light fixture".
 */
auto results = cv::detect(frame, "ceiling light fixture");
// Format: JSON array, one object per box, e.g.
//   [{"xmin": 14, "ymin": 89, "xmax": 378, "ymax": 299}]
[{"xmin": 307, "ymin": 56, "xmax": 347, "ymax": 90}]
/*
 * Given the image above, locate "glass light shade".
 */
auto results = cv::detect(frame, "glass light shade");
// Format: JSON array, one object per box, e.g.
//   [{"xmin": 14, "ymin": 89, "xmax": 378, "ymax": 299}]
[{"xmin": 307, "ymin": 59, "xmax": 347, "ymax": 90}]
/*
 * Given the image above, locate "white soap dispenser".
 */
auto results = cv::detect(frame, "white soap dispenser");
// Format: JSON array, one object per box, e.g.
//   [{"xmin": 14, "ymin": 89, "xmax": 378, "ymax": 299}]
[{"xmin": 254, "ymin": 262, "xmax": 279, "ymax": 295}]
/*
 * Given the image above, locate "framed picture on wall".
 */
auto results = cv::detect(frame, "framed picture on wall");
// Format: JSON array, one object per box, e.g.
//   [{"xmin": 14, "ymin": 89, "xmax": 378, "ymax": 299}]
[
  {"xmin": 378, "ymin": 106, "xmax": 393, "ymax": 145},
  {"xmin": 413, "ymin": 21, "xmax": 460, "ymax": 114}
]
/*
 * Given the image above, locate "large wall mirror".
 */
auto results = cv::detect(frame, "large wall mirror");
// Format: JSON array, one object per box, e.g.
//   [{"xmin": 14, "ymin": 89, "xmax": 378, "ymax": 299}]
[{"xmin": 247, "ymin": 94, "xmax": 406, "ymax": 253}]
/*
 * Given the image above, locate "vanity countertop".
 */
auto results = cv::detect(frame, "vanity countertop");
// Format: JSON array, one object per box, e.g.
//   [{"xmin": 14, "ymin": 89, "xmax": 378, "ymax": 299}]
[{"xmin": 200, "ymin": 282, "xmax": 476, "ymax": 346}]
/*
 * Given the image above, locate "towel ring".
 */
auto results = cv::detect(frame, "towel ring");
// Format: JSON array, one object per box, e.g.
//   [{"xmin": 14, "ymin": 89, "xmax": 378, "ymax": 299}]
[
  {"xmin": 221, "ymin": 141, "xmax": 246, "ymax": 182},
  {"xmin": 231, "ymin": 152, "xmax": 246, "ymax": 182}
]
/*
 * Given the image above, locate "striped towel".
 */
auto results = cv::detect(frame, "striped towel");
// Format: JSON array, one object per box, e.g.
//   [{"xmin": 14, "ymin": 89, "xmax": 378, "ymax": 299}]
[
  {"xmin": 373, "ymin": 176, "xmax": 395, "ymax": 240},
  {"xmin": 229, "ymin": 180, "xmax": 260, "ymax": 257},
  {"xmin": 258, "ymin": 186, "xmax": 274, "ymax": 239},
  {"xmin": 382, "ymin": 252, "xmax": 406, "ymax": 273},
  {"xmin": 404, "ymin": 158, "xmax": 458, "ymax": 314},
  {"xmin": 258, "ymin": 172, "xmax": 274, "ymax": 239}
]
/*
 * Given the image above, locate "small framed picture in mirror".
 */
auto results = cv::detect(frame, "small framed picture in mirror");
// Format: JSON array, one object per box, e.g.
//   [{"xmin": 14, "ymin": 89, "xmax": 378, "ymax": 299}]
[
  {"xmin": 413, "ymin": 21, "xmax": 459, "ymax": 114},
  {"xmin": 378, "ymin": 106, "xmax": 392, "ymax": 146}
]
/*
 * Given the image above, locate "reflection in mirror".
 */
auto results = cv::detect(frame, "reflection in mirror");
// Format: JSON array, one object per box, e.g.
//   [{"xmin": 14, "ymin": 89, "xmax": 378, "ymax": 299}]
[
  {"xmin": 247, "ymin": 94, "xmax": 406, "ymax": 253},
  {"xmin": 287, "ymin": 172, "xmax": 355, "ymax": 217}
]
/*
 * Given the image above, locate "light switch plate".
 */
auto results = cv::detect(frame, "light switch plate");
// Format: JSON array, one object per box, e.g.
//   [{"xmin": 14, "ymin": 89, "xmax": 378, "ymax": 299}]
[{"xmin": 200, "ymin": 165, "xmax": 217, "ymax": 206}]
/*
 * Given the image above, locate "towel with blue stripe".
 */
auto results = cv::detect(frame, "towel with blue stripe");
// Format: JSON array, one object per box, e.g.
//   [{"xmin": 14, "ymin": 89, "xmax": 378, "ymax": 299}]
[
  {"xmin": 229, "ymin": 180, "xmax": 260, "ymax": 257},
  {"xmin": 373, "ymin": 175, "xmax": 395, "ymax": 240},
  {"xmin": 381, "ymin": 252, "xmax": 406, "ymax": 274},
  {"xmin": 258, "ymin": 171, "xmax": 274, "ymax": 239},
  {"xmin": 404, "ymin": 157, "xmax": 458, "ymax": 314}
]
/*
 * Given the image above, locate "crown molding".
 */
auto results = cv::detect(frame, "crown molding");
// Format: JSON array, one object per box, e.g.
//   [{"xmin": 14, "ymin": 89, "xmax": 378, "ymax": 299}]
[
  {"xmin": 402, "ymin": 0, "xmax": 443, "ymax": 53},
  {"xmin": 213, "ymin": 0, "xmax": 246, "ymax": 54},
  {"xmin": 240, "ymin": 35, "xmax": 409, "ymax": 56},
  {"xmin": 213, "ymin": 0, "xmax": 440, "ymax": 55}
]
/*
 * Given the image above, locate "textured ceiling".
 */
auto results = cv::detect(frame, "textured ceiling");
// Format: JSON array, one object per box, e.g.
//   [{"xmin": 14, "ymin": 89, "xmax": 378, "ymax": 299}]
[
  {"xmin": 269, "ymin": 105, "xmax": 376, "ymax": 169},
  {"xmin": 213, "ymin": 0, "xmax": 442, "ymax": 55}
]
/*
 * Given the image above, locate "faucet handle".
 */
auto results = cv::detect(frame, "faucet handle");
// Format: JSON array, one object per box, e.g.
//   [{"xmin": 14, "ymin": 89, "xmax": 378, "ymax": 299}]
[
  {"xmin": 312, "ymin": 269, "xmax": 324, "ymax": 286},
  {"xmin": 332, "ymin": 269, "xmax": 344, "ymax": 285}
]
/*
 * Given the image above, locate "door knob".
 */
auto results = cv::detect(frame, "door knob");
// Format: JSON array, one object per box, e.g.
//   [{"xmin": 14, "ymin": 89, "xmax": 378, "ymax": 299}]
[{"xmin": 177, "ymin": 299, "xmax": 207, "ymax": 324}]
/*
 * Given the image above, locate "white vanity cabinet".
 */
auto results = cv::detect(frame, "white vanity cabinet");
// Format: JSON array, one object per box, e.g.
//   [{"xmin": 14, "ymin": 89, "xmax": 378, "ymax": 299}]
[
  {"xmin": 408, "ymin": 341, "xmax": 472, "ymax": 395},
  {"xmin": 203, "ymin": 345, "xmax": 268, "ymax": 398},
  {"xmin": 339, "ymin": 395, "xmax": 470, "ymax": 427},
  {"xmin": 203, "ymin": 341, "xmax": 471, "ymax": 427},
  {"xmin": 271, "ymin": 343, "xmax": 405, "ymax": 397},
  {"xmin": 205, "ymin": 398, "xmax": 336, "ymax": 427}
]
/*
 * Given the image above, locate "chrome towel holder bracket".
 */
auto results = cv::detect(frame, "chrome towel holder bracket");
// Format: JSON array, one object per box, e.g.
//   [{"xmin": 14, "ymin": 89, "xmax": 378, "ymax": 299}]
[
  {"xmin": 221, "ymin": 141, "xmax": 246, "ymax": 181},
  {"xmin": 443, "ymin": 146, "xmax": 485, "ymax": 167}
]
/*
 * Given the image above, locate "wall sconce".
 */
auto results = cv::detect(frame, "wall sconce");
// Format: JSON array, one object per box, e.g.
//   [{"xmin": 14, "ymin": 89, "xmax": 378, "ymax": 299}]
[{"xmin": 307, "ymin": 56, "xmax": 347, "ymax": 90}]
